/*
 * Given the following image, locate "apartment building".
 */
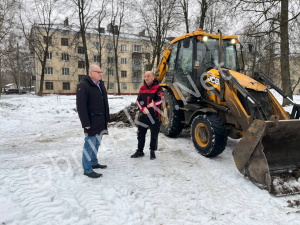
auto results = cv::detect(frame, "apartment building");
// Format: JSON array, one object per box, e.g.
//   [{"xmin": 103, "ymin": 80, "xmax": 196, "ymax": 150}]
[{"xmin": 31, "ymin": 23, "xmax": 153, "ymax": 95}]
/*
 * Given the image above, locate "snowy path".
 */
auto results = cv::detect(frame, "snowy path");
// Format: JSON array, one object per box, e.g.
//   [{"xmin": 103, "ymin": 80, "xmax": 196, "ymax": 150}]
[{"xmin": 1, "ymin": 94, "xmax": 300, "ymax": 224}]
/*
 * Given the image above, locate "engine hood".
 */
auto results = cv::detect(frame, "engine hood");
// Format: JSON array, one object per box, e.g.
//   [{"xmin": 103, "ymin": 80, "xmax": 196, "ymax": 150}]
[{"xmin": 209, "ymin": 69, "xmax": 268, "ymax": 92}]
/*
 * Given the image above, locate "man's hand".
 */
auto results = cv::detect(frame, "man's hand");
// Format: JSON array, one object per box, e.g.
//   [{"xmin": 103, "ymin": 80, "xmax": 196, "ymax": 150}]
[
  {"xmin": 143, "ymin": 108, "xmax": 149, "ymax": 114},
  {"xmin": 147, "ymin": 100, "xmax": 155, "ymax": 108},
  {"xmin": 85, "ymin": 126, "xmax": 90, "ymax": 129}
]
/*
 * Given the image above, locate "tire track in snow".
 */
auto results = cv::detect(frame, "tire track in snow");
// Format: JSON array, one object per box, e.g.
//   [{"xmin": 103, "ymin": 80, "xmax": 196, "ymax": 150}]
[{"xmin": 1, "ymin": 167, "xmax": 91, "ymax": 224}]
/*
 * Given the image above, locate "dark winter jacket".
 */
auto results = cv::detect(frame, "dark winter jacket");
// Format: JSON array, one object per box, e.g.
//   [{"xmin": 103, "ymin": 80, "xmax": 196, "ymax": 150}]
[
  {"xmin": 136, "ymin": 78, "xmax": 164, "ymax": 118},
  {"xmin": 76, "ymin": 75, "xmax": 110, "ymax": 136}
]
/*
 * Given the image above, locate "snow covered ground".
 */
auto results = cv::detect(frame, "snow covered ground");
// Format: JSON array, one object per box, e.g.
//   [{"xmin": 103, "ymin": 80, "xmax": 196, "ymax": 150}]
[{"xmin": 0, "ymin": 93, "xmax": 300, "ymax": 225}]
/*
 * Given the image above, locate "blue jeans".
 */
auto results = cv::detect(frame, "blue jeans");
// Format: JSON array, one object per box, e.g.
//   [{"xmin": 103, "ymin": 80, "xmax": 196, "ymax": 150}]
[{"xmin": 82, "ymin": 135, "xmax": 103, "ymax": 174}]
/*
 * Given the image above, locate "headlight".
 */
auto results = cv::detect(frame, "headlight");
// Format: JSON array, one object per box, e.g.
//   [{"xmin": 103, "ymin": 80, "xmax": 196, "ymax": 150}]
[
  {"xmin": 231, "ymin": 39, "xmax": 236, "ymax": 44},
  {"xmin": 203, "ymin": 36, "xmax": 208, "ymax": 42}
]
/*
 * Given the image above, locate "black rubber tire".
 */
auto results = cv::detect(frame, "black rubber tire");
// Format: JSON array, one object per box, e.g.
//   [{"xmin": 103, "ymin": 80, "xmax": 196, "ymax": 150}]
[
  {"xmin": 191, "ymin": 114, "xmax": 227, "ymax": 157},
  {"xmin": 160, "ymin": 89, "xmax": 183, "ymax": 137}
]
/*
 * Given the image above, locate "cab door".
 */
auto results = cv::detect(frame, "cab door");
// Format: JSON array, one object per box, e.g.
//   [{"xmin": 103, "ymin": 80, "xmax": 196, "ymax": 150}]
[{"xmin": 173, "ymin": 37, "xmax": 196, "ymax": 99}]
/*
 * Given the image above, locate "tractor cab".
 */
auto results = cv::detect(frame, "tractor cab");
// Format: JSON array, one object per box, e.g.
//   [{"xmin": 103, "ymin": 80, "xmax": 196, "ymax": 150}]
[{"xmin": 160, "ymin": 30, "xmax": 242, "ymax": 100}]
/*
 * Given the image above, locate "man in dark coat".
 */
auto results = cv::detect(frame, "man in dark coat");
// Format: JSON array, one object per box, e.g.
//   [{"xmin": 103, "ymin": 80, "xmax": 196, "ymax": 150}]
[
  {"xmin": 76, "ymin": 64, "xmax": 110, "ymax": 178},
  {"xmin": 131, "ymin": 71, "xmax": 164, "ymax": 160}
]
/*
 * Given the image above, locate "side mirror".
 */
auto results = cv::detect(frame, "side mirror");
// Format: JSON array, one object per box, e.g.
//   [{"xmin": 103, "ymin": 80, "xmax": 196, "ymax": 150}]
[{"xmin": 183, "ymin": 39, "xmax": 190, "ymax": 48}]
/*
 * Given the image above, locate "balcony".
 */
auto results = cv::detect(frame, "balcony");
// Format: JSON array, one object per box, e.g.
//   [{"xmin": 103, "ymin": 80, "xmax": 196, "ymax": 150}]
[
  {"xmin": 133, "ymin": 64, "xmax": 142, "ymax": 70},
  {"xmin": 132, "ymin": 77, "xmax": 142, "ymax": 82}
]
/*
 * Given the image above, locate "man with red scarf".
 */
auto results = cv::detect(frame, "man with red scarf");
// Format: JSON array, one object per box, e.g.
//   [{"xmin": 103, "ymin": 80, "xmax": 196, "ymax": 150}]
[{"xmin": 131, "ymin": 71, "xmax": 164, "ymax": 160}]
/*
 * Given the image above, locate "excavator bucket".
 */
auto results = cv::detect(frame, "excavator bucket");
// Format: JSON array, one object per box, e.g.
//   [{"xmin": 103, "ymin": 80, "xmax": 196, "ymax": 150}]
[{"xmin": 233, "ymin": 117, "xmax": 300, "ymax": 196}]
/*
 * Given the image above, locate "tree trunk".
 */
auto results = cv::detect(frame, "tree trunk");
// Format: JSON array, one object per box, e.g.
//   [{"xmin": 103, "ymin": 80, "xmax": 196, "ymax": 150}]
[
  {"xmin": 38, "ymin": 52, "xmax": 48, "ymax": 96},
  {"xmin": 114, "ymin": 49, "xmax": 120, "ymax": 95},
  {"xmin": 280, "ymin": 0, "xmax": 293, "ymax": 106},
  {"xmin": 112, "ymin": 24, "xmax": 121, "ymax": 95},
  {"xmin": 182, "ymin": 0, "xmax": 189, "ymax": 33},
  {"xmin": 0, "ymin": 58, "xmax": 2, "ymax": 98},
  {"xmin": 156, "ymin": 1, "xmax": 162, "ymax": 68},
  {"xmin": 78, "ymin": 0, "xmax": 89, "ymax": 75},
  {"xmin": 199, "ymin": 0, "xmax": 207, "ymax": 29},
  {"xmin": 38, "ymin": 41, "xmax": 49, "ymax": 96}
]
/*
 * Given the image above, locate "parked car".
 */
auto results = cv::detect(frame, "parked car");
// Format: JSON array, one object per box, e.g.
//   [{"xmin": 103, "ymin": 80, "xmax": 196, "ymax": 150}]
[{"xmin": 5, "ymin": 89, "xmax": 27, "ymax": 94}]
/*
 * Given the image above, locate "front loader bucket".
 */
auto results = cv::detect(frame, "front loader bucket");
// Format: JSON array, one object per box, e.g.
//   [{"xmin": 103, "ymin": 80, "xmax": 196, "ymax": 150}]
[{"xmin": 233, "ymin": 118, "xmax": 300, "ymax": 196}]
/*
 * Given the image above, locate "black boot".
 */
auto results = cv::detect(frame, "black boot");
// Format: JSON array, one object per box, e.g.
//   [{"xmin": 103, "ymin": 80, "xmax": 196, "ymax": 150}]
[
  {"xmin": 92, "ymin": 164, "xmax": 107, "ymax": 169},
  {"xmin": 131, "ymin": 151, "xmax": 145, "ymax": 158},
  {"xmin": 84, "ymin": 171, "xmax": 102, "ymax": 178},
  {"xmin": 150, "ymin": 150, "xmax": 156, "ymax": 160}
]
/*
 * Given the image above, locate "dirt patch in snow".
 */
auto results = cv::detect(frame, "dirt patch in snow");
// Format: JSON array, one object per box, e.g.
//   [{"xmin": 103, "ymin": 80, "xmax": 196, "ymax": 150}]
[
  {"xmin": 110, "ymin": 102, "xmax": 141, "ymax": 126},
  {"xmin": 287, "ymin": 200, "xmax": 300, "ymax": 208},
  {"xmin": 271, "ymin": 169, "xmax": 300, "ymax": 196}
]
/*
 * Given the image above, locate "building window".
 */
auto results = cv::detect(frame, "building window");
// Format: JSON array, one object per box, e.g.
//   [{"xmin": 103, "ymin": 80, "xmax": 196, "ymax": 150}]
[
  {"xmin": 108, "ymin": 57, "xmax": 114, "ymax": 64},
  {"xmin": 134, "ymin": 83, "xmax": 139, "ymax": 90},
  {"xmin": 63, "ymin": 82, "xmax": 70, "ymax": 90},
  {"xmin": 121, "ymin": 58, "xmax": 127, "ymax": 64},
  {"xmin": 145, "ymin": 53, "xmax": 150, "ymax": 60},
  {"xmin": 78, "ymin": 75, "xmax": 85, "ymax": 82},
  {"xmin": 43, "ymin": 36, "xmax": 52, "ymax": 45},
  {"xmin": 78, "ymin": 61, "xmax": 85, "ymax": 68},
  {"xmin": 78, "ymin": 46, "xmax": 85, "ymax": 54},
  {"xmin": 94, "ymin": 55, "xmax": 100, "ymax": 63},
  {"xmin": 108, "ymin": 70, "xmax": 114, "ymax": 76},
  {"xmin": 108, "ymin": 83, "xmax": 114, "ymax": 90},
  {"xmin": 122, "ymin": 83, "xmax": 127, "ymax": 90},
  {"xmin": 61, "ymin": 38, "xmax": 68, "ymax": 46},
  {"xmin": 62, "ymin": 68, "xmax": 69, "ymax": 76},
  {"xmin": 121, "ymin": 44, "xmax": 127, "ymax": 52},
  {"xmin": 44, "ymin": 67, "xmax": 53, "ymax": 75},
  {"xmin": 45, "ymin": 82, "xmax": 53, "ymax": 90},
  {"xmin": 145, "ymin": 64, "xmax": 151, "ymax": 71},
  {"xmin": 133, "ymin": 71, "xmax": 140, "ymax": 77},
  {"xmin": 133, "ymin": 71, "xmax": 141, "ymax": 82},
  {"xmin": 133, "ymin": 44, "xmax": 142, "ymax": 52},
  {"xmin": 93, "ymin": 42, "xmax": 100, "ymax": 50},
  {"xmin": 292, "ymin": 70, "xmax": 297, "ymax": 76},
  {"xmin": 46, "ymin": 52, "xmax": 52, "ymax": 60},
  {"xmin": 61, "ymin": 53, "xmax": 69, "ymax": 61},
  {"xmin": 121, "ymin": 71, "xmax": 127, "ymax": 78},
  {"xmin": 107, "ymin": 42, "xmax": 113, "ymax": 50}
]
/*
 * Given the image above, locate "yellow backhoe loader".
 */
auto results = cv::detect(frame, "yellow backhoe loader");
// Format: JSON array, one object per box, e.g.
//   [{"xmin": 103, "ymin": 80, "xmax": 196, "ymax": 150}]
[{"xmin": 156, "ymin": 29, "xmax": 300, "ymax": 196}]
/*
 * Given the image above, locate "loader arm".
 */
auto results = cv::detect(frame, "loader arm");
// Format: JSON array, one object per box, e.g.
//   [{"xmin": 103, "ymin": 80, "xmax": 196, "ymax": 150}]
[
  {"xmin": 205, "ymin": 69, "xmax": 271, "ymax": 131},
  {"xmin": 156, "ymin": 48, "xmax": 171, "ymax": 83},
  {"xmin": 255, "ymin": 71, "xmax": 300, "ymax": 119}
]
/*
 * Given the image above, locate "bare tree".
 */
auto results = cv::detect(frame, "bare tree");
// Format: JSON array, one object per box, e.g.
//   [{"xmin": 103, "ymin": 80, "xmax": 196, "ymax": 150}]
[
  {"xmin": 198, "ymin": 0, "xmax": 208, "ymax": 29},
  {"xmin": 70, "ymin": 0, "xmax": 101, "ymax": 75},
  {"xmin": 280, "ymin": 0, "xmax": 293, "ymax": 105},
  {"xmin": 20, "ymin": 0, "xmax": 67, "ymax": 96},
  {"xmin": 137, "ymin": 0, "xmax": 180, "ymax": 71},
  {"xmin": 94, "ymin": 0, "xmax": 108, "ymax": 88},
  {"xmin": 180, "ymin": 0, "xmax": 189, "ymax": 33},
  {"xmin": 110, "ymin": 0, "xmax": 127, "ymax": 95},
  {"xmin": 0, "ymin": 0, "xmax": 17, "ymax": 97},
  {"xmin": 231, "ymin": 0, "xmax": 300, "ymax": 106}
]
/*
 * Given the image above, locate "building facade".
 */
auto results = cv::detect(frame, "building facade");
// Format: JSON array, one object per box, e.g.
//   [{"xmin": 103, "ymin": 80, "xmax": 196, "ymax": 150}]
[{"xmin": 31, "ymin": 24, "xmax": 153, "ymax": 95}]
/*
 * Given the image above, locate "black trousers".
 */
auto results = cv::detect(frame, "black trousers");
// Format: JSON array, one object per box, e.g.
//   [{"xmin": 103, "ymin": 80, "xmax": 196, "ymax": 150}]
[{"xmin": 137, "ymin": 114, "xmax": 161, "ymax": 151}]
